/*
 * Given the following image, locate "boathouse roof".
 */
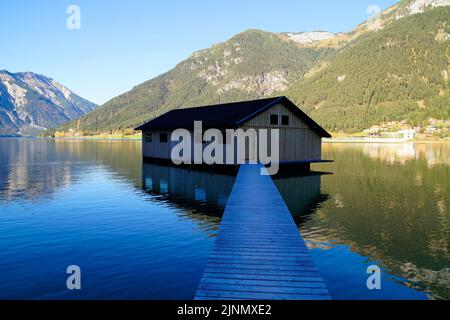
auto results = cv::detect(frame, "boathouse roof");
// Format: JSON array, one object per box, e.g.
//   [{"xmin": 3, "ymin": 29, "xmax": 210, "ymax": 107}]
[{"xmin": 135, "ymin": 96, "xmax": 331, "ymax": 138}]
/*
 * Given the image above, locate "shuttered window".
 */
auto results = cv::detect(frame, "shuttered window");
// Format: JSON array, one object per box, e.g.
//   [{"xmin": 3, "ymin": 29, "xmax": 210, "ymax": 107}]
[
  {"xmin": 144, "ymin": 133, "xmax": 153, "ymax": 143},
  {"xmin": 270, "ymin": 115, "xmax": 278, "ymax": 125},
  {"xmin": 160, "ymin": 132, "xmax": 168, "ymax": 143}
]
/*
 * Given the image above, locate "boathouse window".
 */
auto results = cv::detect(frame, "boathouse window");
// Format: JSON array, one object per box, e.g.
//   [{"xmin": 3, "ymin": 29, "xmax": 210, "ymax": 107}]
[
  {"xmin": 270, "ymin": 114, "xmax": 278, "ymax": 125},
  {"xmin": 282, "ymin": 115, "xmax": 289, "ymax": 126},
  {"xmin": 160, "ymin": 132, "xmax": 168, "ymax": 143},
  {"xmin": 144, "ymin": 133, "xmax": 153, "ymax": 143}
]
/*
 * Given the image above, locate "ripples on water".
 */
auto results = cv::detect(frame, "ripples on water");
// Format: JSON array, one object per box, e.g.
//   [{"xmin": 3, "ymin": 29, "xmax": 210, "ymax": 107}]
[{"xmin": 0, "ymin": 138, "xmax": 448, "ymax": 300}]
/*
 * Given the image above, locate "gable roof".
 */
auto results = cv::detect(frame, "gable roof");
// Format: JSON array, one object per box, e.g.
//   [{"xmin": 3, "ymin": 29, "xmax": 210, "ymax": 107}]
[{"xmin": 135, "ymin": 96, "xmax": 331, "ymax": 138}]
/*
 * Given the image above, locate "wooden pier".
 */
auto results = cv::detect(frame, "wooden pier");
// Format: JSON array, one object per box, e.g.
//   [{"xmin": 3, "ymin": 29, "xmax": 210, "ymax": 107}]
[{"xmin": 195, "ymin": 164, "xmax": 330, "ymax": 300}]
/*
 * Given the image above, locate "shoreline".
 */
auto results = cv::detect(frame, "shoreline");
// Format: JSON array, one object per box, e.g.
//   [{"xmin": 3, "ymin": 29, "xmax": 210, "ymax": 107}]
[
  {"xmin": 0, "ymin": 136, "xmax": 141, "ymax": 141},
  {"xmin": 323, "ymin": 138, "xmax": 450, "ymax": 144},
  {"xmin": 1, "ymin": 136, "xmax": 449, "ymax": 143},
  {"xmin": 52, "ymin": 137, "xmax": 141, "ymax": 141}
]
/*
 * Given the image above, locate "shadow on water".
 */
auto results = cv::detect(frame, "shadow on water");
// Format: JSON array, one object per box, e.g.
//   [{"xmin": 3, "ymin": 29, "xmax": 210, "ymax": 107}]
[
  {"xmin": 141, "ymin": 162, "xmax": 331, "ymax": 227},
  {"xmin": 272, "ymin": 167, "xmax": 331, "ymax": 226},
  {"xmin": 142, "ymin": 163, "xmax": 236, "ymax": 219}
]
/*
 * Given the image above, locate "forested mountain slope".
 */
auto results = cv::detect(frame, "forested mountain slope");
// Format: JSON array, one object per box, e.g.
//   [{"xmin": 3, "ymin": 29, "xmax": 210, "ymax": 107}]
[
  {"xmin": 53, "ymin": 0, "xmax": 450, "ymax": 135},
  {"xmin": 286, "ymin": 7, "xmax": 450, "ymax": 132}
]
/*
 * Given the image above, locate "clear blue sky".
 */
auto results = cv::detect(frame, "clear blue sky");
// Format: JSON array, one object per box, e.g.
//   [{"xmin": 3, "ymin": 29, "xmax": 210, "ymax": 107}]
[{"xmin": 0, "ymin": 0, "xmax": 398, "ymax": 105}]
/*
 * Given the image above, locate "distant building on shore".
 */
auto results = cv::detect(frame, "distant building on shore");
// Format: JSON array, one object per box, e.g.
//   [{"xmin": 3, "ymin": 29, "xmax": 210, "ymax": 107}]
[{"xmin": 380, "ymin": 130, "xmax": 415, "ymax": 141}]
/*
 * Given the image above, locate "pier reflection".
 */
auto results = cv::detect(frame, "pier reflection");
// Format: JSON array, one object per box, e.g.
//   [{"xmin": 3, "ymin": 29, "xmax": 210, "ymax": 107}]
[{"xmin": 141, "ymin": 162, "xmax": 329, "ymax": 228}]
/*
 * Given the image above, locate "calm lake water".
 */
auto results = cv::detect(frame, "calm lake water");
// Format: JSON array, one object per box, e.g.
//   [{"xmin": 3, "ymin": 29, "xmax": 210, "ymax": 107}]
[{"xmin": 0, "ymin": 138, "xmax": 448, "ymax": 300}]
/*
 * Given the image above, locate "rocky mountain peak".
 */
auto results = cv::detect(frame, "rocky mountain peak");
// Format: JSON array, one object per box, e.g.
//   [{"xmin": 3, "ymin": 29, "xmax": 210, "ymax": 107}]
[
  {"xmin": 396, "ymin": 0, "xmax": 450, "ymax": 19},
  {"xmin": 0, "ymin": 70, "xmax": 97, "ymax": 136},
  {"xmin": 285, "ymin": 31, "xmax": 337, "ymax": 44}
]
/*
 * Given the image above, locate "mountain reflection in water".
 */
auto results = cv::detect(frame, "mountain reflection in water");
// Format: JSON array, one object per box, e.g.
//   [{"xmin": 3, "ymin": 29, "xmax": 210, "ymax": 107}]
[{"xmin": 0, "ymin": 138, "xmax": 448, "ymax": 299}]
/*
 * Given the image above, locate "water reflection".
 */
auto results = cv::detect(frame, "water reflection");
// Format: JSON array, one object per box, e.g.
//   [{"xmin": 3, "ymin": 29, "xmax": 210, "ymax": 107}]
[
  {"xmin": 273, "ymin": 169, "xmax": 330, "ymax": 226},
  {"xmin": 308, "ymin": 143, "xmax": 450, "ymax": 299},
  {"xmin": 326, "ymin": 143, "xmax": 450, "ymax": 167},
  {"xmin": 1, "ymin": 138, "xmax": 448, "ymax": 299},
  {"xmin": 0, "ymin": 138, "xmax": 220, "ymax": 299},
  {"xmin": 141, "ymin": 163, "xmax": 238, "ymax": 235},
  {"xmin": 0, "ymin": 138, "xmax": 142, "ymax": 203},
  {"xmin": 142, "ymin": 163, "xmax": 236, "ymax": 216},
  {"xmin": 141, "ymin": 163, "xmax": 334, "ymax": 231}
]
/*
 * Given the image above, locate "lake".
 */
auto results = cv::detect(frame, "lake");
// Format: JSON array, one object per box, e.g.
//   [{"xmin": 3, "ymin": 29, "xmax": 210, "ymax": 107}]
[{"xmin": 0, "ymin": 138, "xmax": 448, "ymax": 300}]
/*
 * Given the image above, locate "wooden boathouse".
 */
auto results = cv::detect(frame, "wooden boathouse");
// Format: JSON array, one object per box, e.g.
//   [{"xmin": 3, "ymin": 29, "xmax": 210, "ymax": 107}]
[
  {"xmin": 135, "ymin": 96, "xmax": 331, "ymax": 168},
  {"xmin": 136, "ymin": 97, "xmax": 332, "ymax": 299}
]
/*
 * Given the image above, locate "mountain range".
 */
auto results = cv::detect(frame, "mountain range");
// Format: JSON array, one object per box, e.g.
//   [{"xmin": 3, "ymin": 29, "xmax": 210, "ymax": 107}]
[
  {"xmin": 0, "ymin": 71, "xmax": 96, "ymax": 136},
  {"xmin": 4, "ymin": 0, "xmax": 450, "ymax": 136},
  {"xmin": 287, "ymin": 1, "xmax": 450, "ymax": 131}
]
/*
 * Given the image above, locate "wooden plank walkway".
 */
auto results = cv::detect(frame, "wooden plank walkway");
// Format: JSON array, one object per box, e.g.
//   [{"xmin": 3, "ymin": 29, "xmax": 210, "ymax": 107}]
[{"xmin": 195, "ymin": 164, "xmax": 330, "ymax": 300}]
